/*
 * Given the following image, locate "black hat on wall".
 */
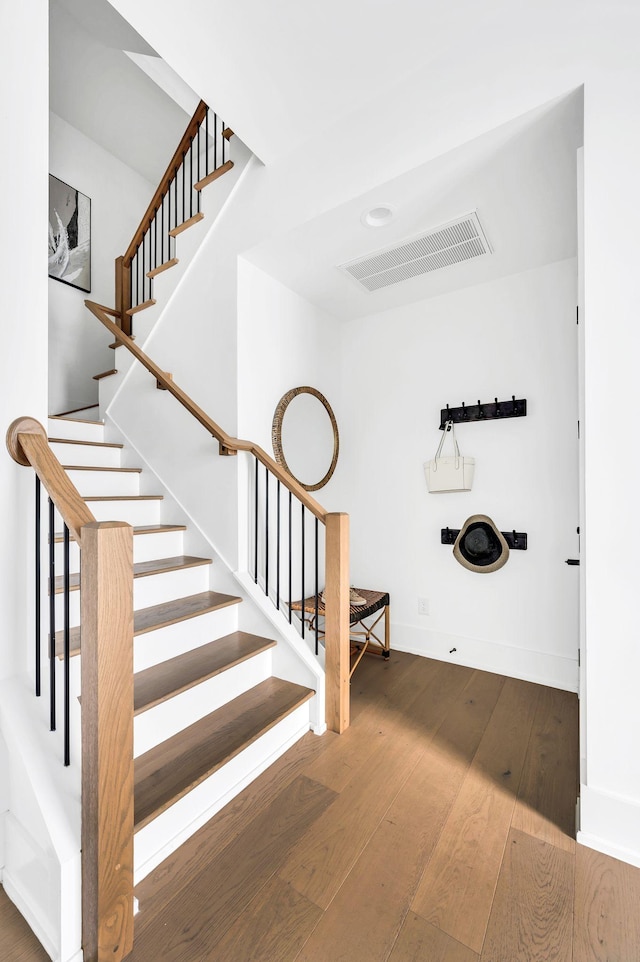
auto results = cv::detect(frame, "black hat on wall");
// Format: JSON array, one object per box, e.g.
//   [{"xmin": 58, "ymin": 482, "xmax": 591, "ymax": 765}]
[{"xmin": 453, "ymin": 515, "xmax": 509, "ymax": 573}]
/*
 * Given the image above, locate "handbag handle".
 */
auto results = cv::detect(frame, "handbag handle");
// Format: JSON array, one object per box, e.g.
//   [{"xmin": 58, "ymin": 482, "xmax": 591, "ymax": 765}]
[{"xmin": 433, "ymin": 420, "xmax": 461, "ymax": 467}]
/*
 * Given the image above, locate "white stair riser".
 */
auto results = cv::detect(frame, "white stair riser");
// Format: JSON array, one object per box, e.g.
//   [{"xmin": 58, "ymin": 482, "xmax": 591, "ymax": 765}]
[
  {"xmin": 134, "ymin": 605, "xmax": 239, "ymax": 672},
  {"xmin": 134, "ymin": 700, "xmax": 312, "ymax": 884},
  {"xmin": 54, "ymin": 564, "xmax": 211, "ymax": 624},
  {"xmin": 64, "ymin": 470, "xmax": 140, "ymax": 498},
  {"xmin": 87, "ymin": 499, "xmax": 162, "ymax": 525},
  {"xmin": 133, "ymin": 564, "xmax": 211, "ymax": 609},
  {"xmin": 132, "ymin": 530, "xmax": 185, "ymax": 563},
  {"xmin": 47, "ymin": 419, "xmax": 104, "ymax": 443},
  {"xmin": 53, "ymin": 529, "xmax": 185, "ymax": 570},
  {"xmin": 48, "ymin": 441, "xmax": 122, "ymax": 468},
  {"xmin": 134, "ymin": 649, "xmax": 272, "ymax": 757}
]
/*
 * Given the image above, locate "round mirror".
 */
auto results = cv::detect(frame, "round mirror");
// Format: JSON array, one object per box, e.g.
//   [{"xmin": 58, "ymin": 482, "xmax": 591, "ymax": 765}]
[{"xmin": 272, "ymin": 386, "xmax": 339, "ymax": 491}]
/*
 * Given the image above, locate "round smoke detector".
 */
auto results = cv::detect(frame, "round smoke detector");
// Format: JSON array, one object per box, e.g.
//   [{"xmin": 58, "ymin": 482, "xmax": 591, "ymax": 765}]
[{"xmin": 361, "ymin": 204, "xmax": 395, "ymax": 228}]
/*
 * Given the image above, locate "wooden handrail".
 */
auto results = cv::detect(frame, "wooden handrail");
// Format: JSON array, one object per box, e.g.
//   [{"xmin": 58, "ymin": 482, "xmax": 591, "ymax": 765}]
[
  {"xmin": 6, "ymin": 417, "xmax": 95, "ymax": 541},
  {"xmin": 85, "ymin": 301, "xmax": 330, "ymax": 522},
  {"xmin": 123, "ymin": 100, "xmax": 208, "ymax": 267}
]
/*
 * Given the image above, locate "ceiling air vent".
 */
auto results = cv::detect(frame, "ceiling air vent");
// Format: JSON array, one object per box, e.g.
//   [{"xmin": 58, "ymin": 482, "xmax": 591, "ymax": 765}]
[{"xmin": 339, "ymin": 212, "xmax": 492, "ymax": 292}]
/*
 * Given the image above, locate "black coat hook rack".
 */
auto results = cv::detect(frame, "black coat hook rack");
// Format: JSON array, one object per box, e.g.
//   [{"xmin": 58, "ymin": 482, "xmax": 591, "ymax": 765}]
[
  {"xmin": 441, "ymin": 527, "xmax": 528, "ymax": 550},
  {"xmin": 439, "ymin": 396, "xmax": 527, "ymax": 429}
]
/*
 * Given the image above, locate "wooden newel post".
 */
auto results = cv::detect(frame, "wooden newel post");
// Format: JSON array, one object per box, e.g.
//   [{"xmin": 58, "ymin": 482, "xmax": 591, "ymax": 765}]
[
  {"xmin": 81, "ymin": 521, "xmax": 134, "ymax": 962},
  {"xmin": 324, "ymin": 512, "xmax": 350, "ymax": 733},
  {"xmin": 115, "ymin": 256, "xmax": 132, "ymax": 337}
]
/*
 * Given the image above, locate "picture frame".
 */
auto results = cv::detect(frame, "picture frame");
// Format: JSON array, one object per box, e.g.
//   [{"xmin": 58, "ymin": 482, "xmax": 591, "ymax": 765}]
[{"xmin": 48, "ymin": 174, "xmax": 91, "ymax": 293}]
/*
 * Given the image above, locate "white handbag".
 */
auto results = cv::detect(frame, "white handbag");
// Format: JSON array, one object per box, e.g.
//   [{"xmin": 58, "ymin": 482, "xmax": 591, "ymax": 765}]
[{"xmin": 424, "ymin": 420, "xmax": 475, "ymax": 493}]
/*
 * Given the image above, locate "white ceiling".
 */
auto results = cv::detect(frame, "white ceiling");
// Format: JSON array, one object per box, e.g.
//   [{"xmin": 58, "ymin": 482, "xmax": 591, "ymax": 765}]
[
  {"xmin": 50, "ymin": 0, "xmax": 193, "ymax": 184},
  {"xmin": 246, "ymin": 89, "xmax": 583, "ymax": 320}
]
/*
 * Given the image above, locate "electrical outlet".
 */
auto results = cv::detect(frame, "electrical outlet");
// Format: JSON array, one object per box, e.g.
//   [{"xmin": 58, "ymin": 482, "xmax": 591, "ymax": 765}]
[{"xmin": 418, "ymin": 597, "xmax": 429, "ymax": 616}]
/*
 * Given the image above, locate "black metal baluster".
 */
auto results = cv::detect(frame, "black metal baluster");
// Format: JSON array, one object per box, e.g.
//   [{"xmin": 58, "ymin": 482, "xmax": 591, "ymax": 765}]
[
  {"xmin": 264, "ymin": 466, "xmax": 269, "ymax": 599},
  {"xmin": 189, "ymin": 138, "xmax": 193, "ymax": 218},
  {"xmin": 143, "ymin": 231, "xmax": 147, "ymax": 303},
  {"xmin": 253, "ymin": 457, "xmax": 258, "ymax": 583},
  {"xmin": 288, "ymin": 491, "xmax": 292, "ymax": 623},
  {"xmin": 214, "ymin": 113, "xmax": 218, "ymax": 170},
  {"xmin": 182, "ymin": 152, "xmax": 186, "ymax": 225},
  {"xmin": 161, "ymin": 194, "xmax": 165, "ymax": 265},
  {"xmin": 154, "ymin": 209, "xmax": 157, "ymax": 274},
  {"xmin": 63, "ymin": 524, "xmax": 70, "ymax": 766},
  {"xmin": 276, "ymin": 480, "xmax": 281, "ymax": 613},
  {"xmin": 197, "ymin": 125, "xmax": 201, "ymax": 214},
  {"xmin": 48, "ymin": 497, "xmax": 56, "ymax": 731},
  {"xmin": 35, "ymin": 475, "xmax": 41, "ymax": 696},
  {"xmin": 314, "ymin": 518, "xmax": 319, "ymax": 655},
  {"xmin": 205, "ymin": 108, "xmax": 209, "ymax": 175},
  {"xmin": 301, "ymin": 504, "xmax": 305, "ymax": 639}
]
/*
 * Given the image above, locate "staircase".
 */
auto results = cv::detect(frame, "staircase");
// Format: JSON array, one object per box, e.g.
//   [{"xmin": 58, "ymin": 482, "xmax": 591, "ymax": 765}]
[{"xmin": 47, "ymin": 413, "xmax": 315, "ymax": 886}]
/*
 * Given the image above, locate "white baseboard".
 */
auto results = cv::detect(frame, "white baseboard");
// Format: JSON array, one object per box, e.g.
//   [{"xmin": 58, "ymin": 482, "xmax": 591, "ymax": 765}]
[
  {"xmin": 392, "ymin": 622, "xmax": 578, "ymax": 692},
  {"xmin": 577, "ymin": 784, "xmax": 640, "ymax": 868}
]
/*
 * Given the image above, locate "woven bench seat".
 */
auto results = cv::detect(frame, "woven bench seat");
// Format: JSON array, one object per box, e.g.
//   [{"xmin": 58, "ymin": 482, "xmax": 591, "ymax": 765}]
[{"xmin": 290, "ymin": 588, "xmax": 390, "ymax": 676}]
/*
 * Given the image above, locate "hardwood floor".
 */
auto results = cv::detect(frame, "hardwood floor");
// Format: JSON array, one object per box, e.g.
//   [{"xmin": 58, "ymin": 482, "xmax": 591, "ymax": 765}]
[{"xmin": 4, "ymin": 652, "xmax": 640, "ymax": 960}]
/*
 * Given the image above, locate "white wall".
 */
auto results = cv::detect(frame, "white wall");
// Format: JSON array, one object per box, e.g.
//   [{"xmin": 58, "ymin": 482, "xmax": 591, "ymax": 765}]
[
  {"xmin": 237, "ymin": 259, "xmax": 344, "ymax": 497},
  {"xmin": 49, "ymin": 111, "xmax": 154, "ymax": 414},
  {"xmin": 332, "ymin": 259, "xmax": 578, "ymax": 690},
  {"xmin": 0, "ymin": 2, "xmax": 48, "ymax": 684}
]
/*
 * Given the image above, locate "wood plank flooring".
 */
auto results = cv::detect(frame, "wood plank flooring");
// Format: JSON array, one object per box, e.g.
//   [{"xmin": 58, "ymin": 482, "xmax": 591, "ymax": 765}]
[{"xmin": 5, "ymin": 652, "xmax": 640, "ymax": 961}]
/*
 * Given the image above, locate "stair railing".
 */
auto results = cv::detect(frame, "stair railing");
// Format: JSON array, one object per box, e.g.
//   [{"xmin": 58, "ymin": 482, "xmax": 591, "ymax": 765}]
[
  {"xmin": 116, "ymin": 100, "xmax": 232, "ymax": 331},
  {"xmin": 85, "ymin": 301, "xmax": 351, "ymax": 733},
  {"xmin": 6, "ymin": 418, "xmax": 135, "ymax": 962}
]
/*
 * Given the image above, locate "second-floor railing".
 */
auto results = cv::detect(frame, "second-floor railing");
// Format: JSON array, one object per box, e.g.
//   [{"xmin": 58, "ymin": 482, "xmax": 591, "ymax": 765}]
[
  {"xmin": 116, "ymin": 101, "xmax": 232, "ymax": 330},
  {"xmin": 86, "ymin": 300, "xmax": 351, "ymax": 734}
]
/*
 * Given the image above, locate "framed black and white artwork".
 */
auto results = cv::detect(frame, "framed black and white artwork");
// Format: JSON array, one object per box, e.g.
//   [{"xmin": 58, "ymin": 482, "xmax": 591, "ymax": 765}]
[{"xmin": 48, "ymin": 174, "xmax": 91, "ymax": 293}]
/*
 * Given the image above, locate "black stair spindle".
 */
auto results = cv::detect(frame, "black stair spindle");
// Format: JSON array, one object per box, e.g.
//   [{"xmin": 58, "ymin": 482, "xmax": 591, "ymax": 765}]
[
  {"xmin": 276, "ymin": 480, "xmax": 281, "ymax": 613},
  {"xmin": 254, "ymin": 457, "xmax": 258, "ymax": 583},
  {"xmin": 301, "ymin": 503, "xmax": 305, "ymax": 639},
  {"xmin": 48, "ymin": 497, "xmax": 56, "ymax": 731},
  {"xmin": 35, "ymin": 475, "xmax": 41, "ymax": 696},
  {"xmin": 314, "ymin": 517, "xmax": 319, "ymax": 655},
  {"xmin": 197, "ymin": 125, "xmax": 201, "ymax": 214},
  {"xmin": 214, "ymin": 113, "xmax": 218, "ymax": 170},
  {"xmin": 205, "ymin": 108, "xmax": 209, "ymax": 175},
  {"xmin": 288, "ymin": 491, "xmax": 292, "ymax": 623},
  {"xmin": 265, "ymin": 466, "xmax": 269, "ymax": 599},
  {"xmin": 189, "ymin": 138, "xmax": 193, "ymax": 219},
  {"xmin": 63, "ymin": 524, "xmax": 70, "ymax": 766},
  {"xmin": 182, "ymin": 152, "xmax": 186, "ymax": 225}
]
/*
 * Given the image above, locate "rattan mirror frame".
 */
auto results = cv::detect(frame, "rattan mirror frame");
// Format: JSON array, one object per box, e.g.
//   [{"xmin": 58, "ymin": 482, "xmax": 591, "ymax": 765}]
[{"xmin": 271, "ymin": 386, "xmax": 339, "ymax": 491}]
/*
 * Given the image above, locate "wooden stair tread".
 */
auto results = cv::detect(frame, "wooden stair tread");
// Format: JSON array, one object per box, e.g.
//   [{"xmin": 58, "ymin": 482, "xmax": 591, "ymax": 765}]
[
  {"xmin": 134, "ymin": 590, "xmax": 241, "ymax": 635},
  {"xmin": 48, "ymin": 437, "xmax": 123, "ymax": 449},
  {"xmin": 134, "ymin": 677, "xmax": 313, "ymax": 830},
  {"xmin": 53, "ymin": 555, "xmax": 212, "ymax": 594},
  {"xmin": 194, "ymin": 160, "xmax": 234, "ymax": 192},
  {"xmin": 62, "ymin": 464, "xmax": 141, "ymax": 473},
  {"xmin": 55, "ymin": 590, "xmax": 242, "ymax": 656},
  {"xmin": 51, "ymin": 404, "xmax": 99, "ymax": 418},
  {"xmin": 134, "ymin": 631, "xmax": 277, "ymax": 714},
  {"xmin": 48, "ymin": 415, "xmax": 104, "ymax": 426},
  {"xmin": 126, "ymin": 298, "xmax": 156, "ymax": 316},
  {"xmin": 168, "ymin": 212, "xmax": 204, "ymax": 237},
  {"xmin": 93, "ymin": 369, "xmax": 118, "ymax": 380},
  {"xmin": 83, "ymin": 494, "xmax": 163, "ymax": 501},
  {"xmin": 53, "ymin": 523, "xmax": 186, "ymax": 543},
  {"xmin": 146, "ymin": 257, "xmax": 178, "ymax": 279}
]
